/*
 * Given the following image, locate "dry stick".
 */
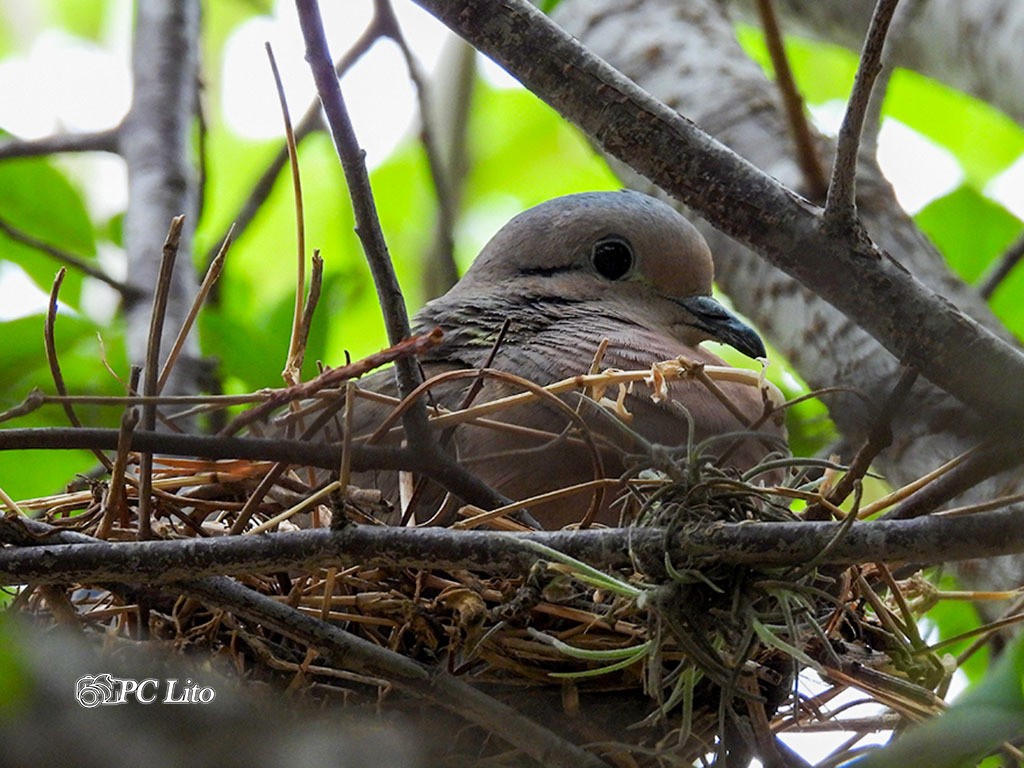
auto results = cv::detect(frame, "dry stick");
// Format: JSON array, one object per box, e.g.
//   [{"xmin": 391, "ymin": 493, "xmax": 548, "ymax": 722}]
[
  {"xmin": 754, "ymin": 0, "xmax": 828, "ymax": 201},
  {"xmin": 979, "ymin": 230, "xmax": 1024, "ymax": 301},
  {"xmin": 295, "ymin": 252, "xmax": 324, "ymax": 369},
  {"xmin": 881, "ymin": 440, "xmax": 1022, "ymax": 520},
  {"xmin": 823, "ymin": 0, "xmax": 901, "ymax": 231},
  {"xmin": 219, "ymin": 328, "xmax": 442, "ymax": 437},
  {"xmin": 295, "ymin": 1, "xmax": 420, "ymax": 414},
  {"xmin": 0, "ymin": 126, "xmax": 120, "ymax": 160},
  {"xmin": 138, "ymin": 216, "xmax": 185, "ymax": 541},
  {"xmin": 369, "ymin": 366, "xmax": 605, "ymax": 526},
  {"xmin": 0, "ymin": 426, "xmax": 403, "ymax": 473},
  {"xmin": 44, "ymin": 269, "xmax": 113, "ymax": 471},
  {"xmin": 0, "ymin": 216, "xmax": 135, "ymax": 297},
  {"xmin": 266, "ymin": 42, "xmax": 309, "ymax": 387},
  {"xmin": 202, "ymin": 10, "xmax": 384, "ymax": 272},
  {"xmin": 156, "ymin": 225, "xmax": 232, "ymax": 394},
  {"xmin": 337, "ymin": 380, "xmax": 356, "ymax": 490},
  {"xmin": 953, "ymin": 593, "xmax": 1024, "ymax": 667},
  {"xmin": 96, "ymin": 407, "xmax": 140, "ymax": 539},
  {"xmin": 400, "ymin": 319, "xmax": 512, "ymax": 525},
  {"xmin": 226, "ymin": 334, "xmax": 438, "ymax": 536},
  {"xmin": 804, "ymin": 366, "xmax": 916, "ymax": 521}
]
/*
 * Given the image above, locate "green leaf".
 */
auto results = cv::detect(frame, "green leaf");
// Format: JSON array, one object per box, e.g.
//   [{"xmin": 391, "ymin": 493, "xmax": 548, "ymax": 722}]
[
  {"xmin": 0, "ymin": 157, "xmax": 95, "ymax": 306},
  {"xmin": 851, "ymin": 634, "xmax": 1024, "ymax": 768},
  {"xmin": 915, "ymin": 186, "xmax": 1023, "ymax": 283},
  {"xmin": 0, "ymin": 313, "xmax": 94, "ymax": 393},
  {"xmin": 465, "ymin": 82, "xmax": 618, "ymax": 210},
  {"xmin": 886, "ymin": 69, "xmax": 1024, "ymax": 188},
  {"xmin": 51, "ymin": 0, "xmax": 113, "ymax": 41},
  {"xmin": 914, "ymin": 186, "xmax": 1024, "ymax": 338}
]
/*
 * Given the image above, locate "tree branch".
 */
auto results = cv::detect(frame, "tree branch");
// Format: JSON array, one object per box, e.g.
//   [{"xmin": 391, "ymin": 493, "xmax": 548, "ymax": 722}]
[
  {"xmin": 4, "ymin": 504, "xmax": 1024, "ymax": 585},
  {"xmin": 0, "ymin": 127, "xmax": 120, "ymax": 160},
  {"xmin": 119, "ymin": 0, "xmax": 202, "ymax": 399},
  {"xmin": 295, "ymin": 2, "xmax": 418, "ymax": 396},
  {"xmin": 0, "ymin": 215, "xmax": 136, "ymax": 297},
  {"xmin": 754, "ymin": 0, "xmax": 828, "ymax": 201},
  {"xmin": 979, "ymin": 230, "xmax": 1024, "ymax": 301},
  {"xmin": 295, "ymin": 1, "xmax": 512, "ymax": 514},
  {"xmin": 824, "ymin": 0, "xmax": 900, "ymax": 231},
  {"xmin": 732, "ymin": 0, "xmax": 1024, "ymax": 124}
]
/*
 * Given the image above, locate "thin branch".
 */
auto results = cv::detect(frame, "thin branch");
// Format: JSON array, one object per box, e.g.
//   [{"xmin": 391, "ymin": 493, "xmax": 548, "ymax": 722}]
[
  {"xmin": 882, "ymin": 440, "xmax": 1024, "ymax": 520},
  {"xmin": 293, "ymin": 251, "xmax": 325, "ymax": 371},
  {"xmin": 265, "ymin": 42, "xmax": 309, "ymax": 387},
  {"xmin": 220, "ymin": 327, "xmax": 442, "ymax": 436},
  {"xmin": 0, "ymin": 215, "xmax": 136, "ymax": 297},
  {"xmin": 138, "ymin": 216, "xmax": 185, "ymax": 540},
  {"xmin": 44, "ymin": 269, "xmax": 113, "ymax": 470},
  {"xmin": 979, "ymin": 230, "xmax": 1024, "ymax": 300},
  {"xmin": 201, "ymin": 10, "xmax": 385, "ymax": 271},
  {"xmin": 0, "ymin": 127, "xmax": 120, "ymax": 160},
  {"xmin": 96, "ymin": 406, "xmax": 140, "ymax": 539},
  {"xmin": 754, "ymin": 0, "xmax": 828, "ymax": 201},
  {"xmin": 297, "ymin": 0, "xmax": 489, "ymax": 512},
  {"xmin": 0, "ymin": 427, "xmax": 371, "ymax": 470},
  {"xmin": 377, "ymin": 0, "xmax": 463, "ymax": 297},
  {"xmin": 295, "ymin": 3, "xmax": 415, "ymax": 382},
  {"xmin": 805, "ymin": 367, "xmax": 917, "ymax": 521},
  {"xmin": 823, "ymin": 0, "xmax": 901, "ymax": 230},
  {"xmin": 156, "ymin": 225, "xmax": 232, "ymax": 394}
]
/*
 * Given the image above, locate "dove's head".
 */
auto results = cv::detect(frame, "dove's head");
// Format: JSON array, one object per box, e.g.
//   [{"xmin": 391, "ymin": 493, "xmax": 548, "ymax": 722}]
[{"xmin": 445, "ymin": 190, "xmax": 766, "ymax": 359}]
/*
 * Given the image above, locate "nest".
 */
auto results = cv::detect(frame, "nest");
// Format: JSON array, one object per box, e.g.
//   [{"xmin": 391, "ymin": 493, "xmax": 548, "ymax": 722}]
[{"xmin": 1, "ymin": 351, "xmax": 958, "ymax": 767}]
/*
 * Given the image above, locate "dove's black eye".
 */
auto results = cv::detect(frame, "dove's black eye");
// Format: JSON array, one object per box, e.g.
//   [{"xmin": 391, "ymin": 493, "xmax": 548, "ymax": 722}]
[{"xmin": 591, "ymin": 236, "xmax": 634, "ymax": 280}]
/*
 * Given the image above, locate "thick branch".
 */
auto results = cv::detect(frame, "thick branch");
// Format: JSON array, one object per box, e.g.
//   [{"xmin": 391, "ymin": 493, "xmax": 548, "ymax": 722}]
[{"xmin": 4, "ymin": 506, "xmax": 1024, "ymax": 586}]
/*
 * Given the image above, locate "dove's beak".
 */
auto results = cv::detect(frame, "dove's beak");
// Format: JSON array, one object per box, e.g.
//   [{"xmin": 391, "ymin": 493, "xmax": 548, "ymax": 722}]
[{"xmin": 677, "ymin": 295, "xmax": 767, "ymax": 360}]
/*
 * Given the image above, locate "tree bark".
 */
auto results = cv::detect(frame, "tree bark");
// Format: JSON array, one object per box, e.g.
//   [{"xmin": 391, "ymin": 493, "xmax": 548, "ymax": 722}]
[
  {"xmin": 120, "ymin": 0, "xmax": 202, "ymax": 398},
  {"xmin": 732, "ymin": 0, "xmax": 1024, "ymax": 124}
]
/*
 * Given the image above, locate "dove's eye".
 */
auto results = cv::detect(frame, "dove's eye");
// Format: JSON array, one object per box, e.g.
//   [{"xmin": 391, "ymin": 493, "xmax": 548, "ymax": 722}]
[{"xmin": 591, "ymin": 236, "xmax": 634, "ymax": 280}]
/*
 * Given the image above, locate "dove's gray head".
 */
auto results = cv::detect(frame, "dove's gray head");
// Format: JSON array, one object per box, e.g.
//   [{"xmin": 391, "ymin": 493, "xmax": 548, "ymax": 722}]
[{"xmin": 427, "ymin": 190, "xmax": 765, "ymax": 359}]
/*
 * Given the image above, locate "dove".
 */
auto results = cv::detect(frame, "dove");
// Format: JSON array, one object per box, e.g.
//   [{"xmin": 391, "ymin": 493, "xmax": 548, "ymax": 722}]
[{"xmin": 284, "ymin": 190, "xmax": 786, "ymax": 528}]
